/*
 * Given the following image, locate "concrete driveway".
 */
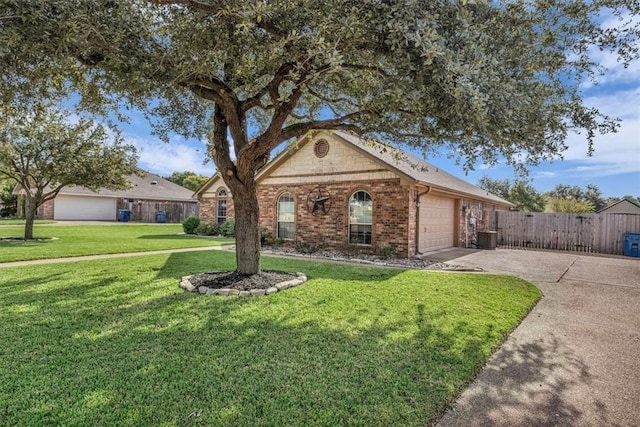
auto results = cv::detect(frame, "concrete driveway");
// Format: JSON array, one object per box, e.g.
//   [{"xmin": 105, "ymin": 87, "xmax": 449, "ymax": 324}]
[{"xmin": 436, "ymin": 249, "xmax": 640, "ymax": 427}]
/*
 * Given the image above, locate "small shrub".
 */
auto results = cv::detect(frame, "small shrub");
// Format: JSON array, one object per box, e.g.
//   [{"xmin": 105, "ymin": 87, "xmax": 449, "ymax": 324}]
[
  {"xmin": 379, "ymin": 245, "xmax": 395, "ymax": 259},
  {"xmin": 295, "ymin": 241, "xmax": 318, "ymax": 254},
  {"xmin": 182, "ymin": 216, "xmax": 200, "ymax": 234},
  {"xmin": 220, "ymin": 219, "xmax": 235, "ymax": 237},
  {"xmin": 195, "ymin": 222, "xmax": 221, "ymax": 236},
  {"xmin": 272, "ymin": 238, "xmax": 285, "ymax": 247}
]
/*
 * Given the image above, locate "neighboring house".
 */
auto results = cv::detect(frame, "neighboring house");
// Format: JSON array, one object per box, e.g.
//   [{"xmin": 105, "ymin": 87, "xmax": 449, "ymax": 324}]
[
  {"xmin": 16, "ymin": 173, "xmax": 198, "ymax": 222},
  {"xmin": 195, "ymin": 130, "xmax": 513, "ymax": 257},
  {"xmin": 596, "ymin": 199, "xmax": 640, "ymax": 215}
]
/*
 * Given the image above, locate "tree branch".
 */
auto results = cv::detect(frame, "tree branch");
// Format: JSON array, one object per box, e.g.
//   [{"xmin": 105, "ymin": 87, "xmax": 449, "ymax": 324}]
[
  {"xmin": 180, "ymin": 75, "xmax": 247, "ymax": 150},
  {"xmin": 146, "ymin": 0, "xmax": 220, "ymax": 13},
  {"xmin": 277, "ymin": 111, "xmax": 367, "ymax": 146},
  {"xmin": 306, "ymin": 87, "xmax": 354, "ymax": 106},
  {"xmin": 210, "ymin": 105, "xmax": 239, "ymax": 183},
  {"xmin": 241, "ymin": 62, "xmax": 295, "ymax": 112}
]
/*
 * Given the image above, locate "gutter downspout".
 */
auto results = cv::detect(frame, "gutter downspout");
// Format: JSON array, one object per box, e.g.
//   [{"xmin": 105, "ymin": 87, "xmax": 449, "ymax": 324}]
[{"xmin": 415, "ymin": 186, "xmax": 431, "ymax": 255}]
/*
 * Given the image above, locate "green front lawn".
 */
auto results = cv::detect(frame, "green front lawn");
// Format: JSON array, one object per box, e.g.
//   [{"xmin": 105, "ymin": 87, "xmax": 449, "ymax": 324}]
[
  {"xmin": 0, "ymin": 224, "xmax": 234, "ymax": 262},
  {"xmin": 0, "ymin": 250, "xmax": 540, "ymax": 426},
  {"xmin": 0, "ymin": 218, "xmax": 55, "ymax": 225}
]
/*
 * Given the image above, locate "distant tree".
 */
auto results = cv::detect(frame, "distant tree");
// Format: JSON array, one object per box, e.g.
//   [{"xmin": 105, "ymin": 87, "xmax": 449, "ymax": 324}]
[
  {"xmin": 2, "ymin": 1, "xmax": 637, "ymax": 274},
  {"xmin": 165, "ymin": 171, "xmax": 209, "ymax": 192},
  {"xmin": 0, "ymin": 104, "xmax": 139, "ymax": 239},
  {"xmin": 547, "ymin": 198, "xmax": 595, "ymax": 213},
  {"xmin": 164, "ymin": 171, "xmax": 194, "ymax": 188},
  {"xmin": 182, "ymin": 174, "xmax": 209, "ymax": 192},
  {"xmin": 545, "ymin": 184, "xmax": 605, "ymax": 211},
  {"xmin": 478, "ymin": 176, "xmax": 545, "ymax": 212},
  {"xmin": 0, "ymin": 178, "xmax": 17, "ymax": 217}
]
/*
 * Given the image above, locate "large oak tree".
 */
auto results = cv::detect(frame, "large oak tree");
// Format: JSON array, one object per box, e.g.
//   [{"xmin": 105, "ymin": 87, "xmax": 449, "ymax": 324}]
[{"xmin": 1, "ymin": 0, "xmax": 637, "ymax": 273}]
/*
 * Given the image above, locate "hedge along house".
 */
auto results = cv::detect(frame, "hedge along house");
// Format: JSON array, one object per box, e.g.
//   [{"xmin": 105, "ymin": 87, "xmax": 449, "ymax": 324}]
[
  {"xmin": 16, "ymin": 172, "xmax": 198, "ymax": 223},
  {"xmin": 195, "ymin": 131, "xmax": 513, "ymax": 258}
]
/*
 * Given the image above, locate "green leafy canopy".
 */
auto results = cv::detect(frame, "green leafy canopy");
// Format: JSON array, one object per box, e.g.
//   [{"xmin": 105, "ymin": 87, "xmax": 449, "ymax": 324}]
[{"xmin": 1, "ymin": 0, "xmax": 637, "ymax": 171}]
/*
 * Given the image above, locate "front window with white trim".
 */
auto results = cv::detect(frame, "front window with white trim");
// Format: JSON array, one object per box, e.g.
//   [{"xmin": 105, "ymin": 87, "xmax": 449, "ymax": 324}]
[
  {"xmin": 217, "ymin": 188, "xmax": 227, "ymax": 224},
  {"xmin": 277, "ymin": 192, "xmax": 295, "ymax": 240},
  {"xmin": 349, "ymin": 191, "xmax": 372, "ymax": 244}
]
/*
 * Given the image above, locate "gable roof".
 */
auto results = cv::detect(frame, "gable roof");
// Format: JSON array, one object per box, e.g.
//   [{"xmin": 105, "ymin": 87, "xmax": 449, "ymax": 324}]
[
  {"xmin": 256, "ymin": 130, "xmax": 513, "ymax": 207},
  {"xmin": 596, "ymin": 198, "xmax": 640, "ymax": 214},
  {"xmin": 56, "ymin": 172, "xmax": 196, "ymax": 202},
  {"xmin": 193, "ymin": 172, "xmax": 227, "ymax": 199}
]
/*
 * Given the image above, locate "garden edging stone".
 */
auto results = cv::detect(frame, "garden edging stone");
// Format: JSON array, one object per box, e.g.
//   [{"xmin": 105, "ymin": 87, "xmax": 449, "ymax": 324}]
[{"xmin": 179, "ymin": 272, "xmax": 308, "ymax": 296}]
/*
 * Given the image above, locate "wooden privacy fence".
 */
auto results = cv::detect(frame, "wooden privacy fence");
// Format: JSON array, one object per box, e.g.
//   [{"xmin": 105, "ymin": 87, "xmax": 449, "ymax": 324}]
[
  {"xmin": 494, "ymin": 211, "xmax": 640, "ymax": 255},
  {"xmin": 117, "ymin": 200, "xmax": 198, "ymax": 223}
]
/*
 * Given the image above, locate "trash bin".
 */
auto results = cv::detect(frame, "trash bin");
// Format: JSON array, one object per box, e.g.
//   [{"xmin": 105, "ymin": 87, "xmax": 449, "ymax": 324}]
[
  {"xmin": 155, "ymin": 210, "xmax": 167, "ymax": 223},
  {"xmin": 477, "ymin": 231, "xmax": 497, "ymax": 250},
  {"xmin": 623, "ymin": 233, "xmax": 640, "ymax": 257},
  {"xmin": 118, "ymin": 209, "xmax": 130, "ymax": 222}
]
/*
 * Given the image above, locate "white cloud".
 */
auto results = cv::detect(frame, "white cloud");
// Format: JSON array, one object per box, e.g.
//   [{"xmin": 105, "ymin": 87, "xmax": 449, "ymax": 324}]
[
  {"xmin": 125, "ymin": 135, "xmax": 215, "ymax": 177},
  {"xmin": 535, "ymin": 171, "xmax": 559, "ymax": 178},
  {"xmin": 580, "ymin": 10, "xmax": 640, "ymax": 88},
  {"xmin": 558, "ymin": 86, "xmax": 640, "ymax": 177}
]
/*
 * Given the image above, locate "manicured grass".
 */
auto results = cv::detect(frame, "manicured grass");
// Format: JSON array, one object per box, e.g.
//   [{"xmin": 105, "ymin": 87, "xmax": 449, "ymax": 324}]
[
  {"xmin": 0, "ymin": 224, "xmax": 234, "ymax": 262},
  {"xmin": 0, "ymin": 250, "xmax": 540, "ymax": 426},
  {"xmin": 0, "ymin": 218, "xmax": 55, "ymax": 225}
]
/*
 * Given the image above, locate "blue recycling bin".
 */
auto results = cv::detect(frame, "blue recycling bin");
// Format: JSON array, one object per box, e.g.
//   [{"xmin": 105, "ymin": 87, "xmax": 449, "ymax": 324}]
[
  {"xmin": 118, "ymin": 209, "xmax": 130, "ymax": 222},
  {"xmin": 155, "ymin": 210, "xmax": 167, "ymax": 223},
  {"xmin": 623, "ymin": 233, "xmax": 640, "ymax": 257}
]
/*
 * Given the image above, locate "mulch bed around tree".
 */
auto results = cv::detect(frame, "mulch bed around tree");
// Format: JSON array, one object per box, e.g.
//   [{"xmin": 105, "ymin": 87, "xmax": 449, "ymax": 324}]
[{"xmin": 188, "ymin": 270, "xmax": 299, "ymax": 292}]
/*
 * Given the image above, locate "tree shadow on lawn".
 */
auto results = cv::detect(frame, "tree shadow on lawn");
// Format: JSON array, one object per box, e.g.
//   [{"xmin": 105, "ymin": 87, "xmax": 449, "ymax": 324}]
[
  {"xmin": 0, "ymin": 251, "xmax": 523, "ymax": 426},
  {"xmin": 0, "ymin": 238, "xmax": 56, "ymax": 248},
  {"xmin": 0, "ymin": 250, "xmax": 543, "ymax": 426},
  {"xmin": 154, "ymin": 250, "xmax": 407, "ymax": 284},
  {"xmin": 136, "ymin": 234, "xmax": 233, "ymax": 243},
  {"xmin": 1, "ymin": 291, "xmax": 497, "ymax": 426}
]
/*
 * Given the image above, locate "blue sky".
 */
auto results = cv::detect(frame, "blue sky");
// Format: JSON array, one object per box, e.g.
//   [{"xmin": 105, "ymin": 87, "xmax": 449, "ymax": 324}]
[{"xmin": 119, "ymin": 15, "xmax": 639, "ymax": 199}]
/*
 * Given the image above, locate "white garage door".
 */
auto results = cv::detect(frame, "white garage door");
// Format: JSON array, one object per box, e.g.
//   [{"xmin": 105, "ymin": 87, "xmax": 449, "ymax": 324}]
[
  {"xmin": 418, "ymin": 194, "xmax": 455, "ymax": 252},
  {"xmin": 54, "ymin": 195, "xmax": 116, "ymax": 220}
]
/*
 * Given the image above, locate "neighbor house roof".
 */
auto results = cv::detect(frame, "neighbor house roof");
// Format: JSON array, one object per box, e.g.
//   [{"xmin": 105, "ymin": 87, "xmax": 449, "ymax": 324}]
[
  {"xmin": 43, "ymin": 173, "xmax": 196, "ymax": 202},
  {"xmin": 254, "ymin": 130, "xmax": 513, "ymax": 207},
  {"xmin": 596, "ymin": 198, "xmax": 640, "ymax": 214}
]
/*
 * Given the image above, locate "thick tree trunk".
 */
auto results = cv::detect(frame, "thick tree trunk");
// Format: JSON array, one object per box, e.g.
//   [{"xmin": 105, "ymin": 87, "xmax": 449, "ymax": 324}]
[
  {"xmin": 230, "ymin": 179, "xmax": 261, "ymax": 275},
  {"xmin": 24, "ymin": 196, "xmax": 36, "ymax": 240}
]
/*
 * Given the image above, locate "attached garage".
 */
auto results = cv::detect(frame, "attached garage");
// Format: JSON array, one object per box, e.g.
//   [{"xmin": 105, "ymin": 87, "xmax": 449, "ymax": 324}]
[
  {"xmin": 418, "ymin": 193, "xmax": 455, "ymax": 252},
  {"xmin": 54, "ymin": 195, "xmax": 116, "ymax": 221}
]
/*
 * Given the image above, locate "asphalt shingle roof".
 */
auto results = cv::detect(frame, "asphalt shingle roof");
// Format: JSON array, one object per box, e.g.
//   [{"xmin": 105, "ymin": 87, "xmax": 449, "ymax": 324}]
[
  {"xmin": 335, "ymin": 131, "xmax": 513, "ymax": 206},
  {"xmin": 58, "ymin": 172, "xmax": 196, "ymax": 202}
]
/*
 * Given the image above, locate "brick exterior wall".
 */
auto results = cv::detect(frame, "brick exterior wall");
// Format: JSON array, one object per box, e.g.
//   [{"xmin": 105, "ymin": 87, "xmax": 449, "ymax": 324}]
[
  {"xmin": 199, "ymin": 184, "xmax": 510, "ymax": 256},
  {"xmin": 257, "ymin": 178, "xmax": 413, "ymax": 258},
  {"xmin": 37, "ymin": 198, "xmax": 55, "ymax": 219},
  {"xmin": 198, "ymin": 191, "xmax": 235, "ymax": 224}
]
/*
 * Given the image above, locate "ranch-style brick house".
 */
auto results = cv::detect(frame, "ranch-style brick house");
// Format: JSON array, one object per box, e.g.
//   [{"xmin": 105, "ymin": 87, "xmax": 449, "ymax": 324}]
[{"xmin": 194, "ymin": 130, "xmax": 513, "ymax": 258}]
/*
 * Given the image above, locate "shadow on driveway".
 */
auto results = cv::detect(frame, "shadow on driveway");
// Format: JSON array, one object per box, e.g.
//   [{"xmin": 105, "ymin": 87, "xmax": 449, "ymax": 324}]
[{"xmin": 436, "ymin": 248, "xmax": 640, "ymax": 427}]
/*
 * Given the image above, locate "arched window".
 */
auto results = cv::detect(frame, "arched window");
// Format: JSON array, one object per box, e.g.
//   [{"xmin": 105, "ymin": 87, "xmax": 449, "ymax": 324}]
[
  {"xmin": 277, "ymin": 192, "xmax": 295, "ymax": 240},
  {"xmin": 217, "ymin": 188, "xmax": 227, "ymax": 224},
  {"xmin": 349, "ymin": 191, "xmax": 372, "ymax": 244}
]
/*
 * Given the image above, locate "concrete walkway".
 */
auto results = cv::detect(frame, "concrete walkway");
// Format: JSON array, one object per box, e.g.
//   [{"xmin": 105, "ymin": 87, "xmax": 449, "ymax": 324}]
[{"xmin": 436, "ymin": 248, "xmax": 640, "ymax": 427}]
